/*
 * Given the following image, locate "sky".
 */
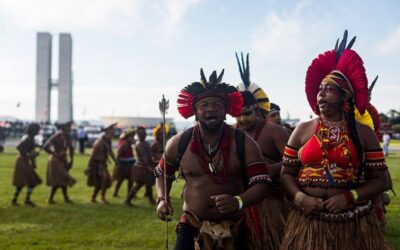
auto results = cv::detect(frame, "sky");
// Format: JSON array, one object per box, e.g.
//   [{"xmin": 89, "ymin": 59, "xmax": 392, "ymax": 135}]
[{"xmin": 0, "ymin": 0, "xmax": 399, "ymax": 124}]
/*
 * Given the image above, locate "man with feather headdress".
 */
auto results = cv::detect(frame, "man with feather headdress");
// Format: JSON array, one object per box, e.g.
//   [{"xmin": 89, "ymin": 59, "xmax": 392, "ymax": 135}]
[
  {"xmin": 154, "ymin": 68, "xmax": 272, "ymax": 249},
  {"xmin": 235, "ymin": 52, "xmax": 290, "ymax": 249}
]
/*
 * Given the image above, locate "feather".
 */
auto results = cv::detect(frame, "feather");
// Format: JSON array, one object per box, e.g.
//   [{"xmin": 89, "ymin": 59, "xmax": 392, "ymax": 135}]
[
  {"xmin": 336, "ymin": 50, "xmax": 368, "ymax": 114},
  {"xmin": 368, "ymin": 75, "xmax": 378, "ymax": 95},
  {"xmin": 209, "ymin": 71, "xmax": 218, "ymax": 86},
  {"xmin": 305, "ymin": 50, "xmax": 337, "ymax": 114},
  {"xmin": 217, "ymin": 69, "xmax": 225, "ymax": 83},
  {"xmin": 246, "ymin": 53, "xmax": 250, "ymax": 85},
  {"xmin": 338, "ymin": 30, "xmax": 348, "ymax": 56},
  {"xmin": 334, "ymin": 39, "xmax": 339, "ymax": 50},
  {"xmin": 235, "ymin": 52, "xmax": 251, "ymax": 88},
  {"xmin": 200, "ymin": 68, "xmax": 207, "ymax": 86},
  {"xmin": 227, "ymin": 92, "xmax": 244, "ymax": 117},
  {"xmin": 235, "ymin": 52, "xmax": 244, "ymax": 79},
  {"xmin": 346, "ymin": 36, "xmax": 356, "ymax": 50}
]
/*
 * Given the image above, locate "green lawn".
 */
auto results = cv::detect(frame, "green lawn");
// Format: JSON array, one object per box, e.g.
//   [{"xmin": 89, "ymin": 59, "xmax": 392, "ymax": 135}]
[
  {"xmin": 390, "ymin": 139, "xmax": 400, "ymax": 147},
  {"xmin": 0, "ymin": 147, "xmax": 399, "ymax": 249}
]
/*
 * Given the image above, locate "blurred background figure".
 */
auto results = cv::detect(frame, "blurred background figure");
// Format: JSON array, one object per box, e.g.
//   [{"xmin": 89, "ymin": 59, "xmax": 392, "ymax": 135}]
[
  {"xmin": 125, "ymin": 126, "xmax": 158, "ymax": 206},
  {"xmin": 266, "ymin": 103, "xmax": 294, "ymax": 135},
  {"xmin": 43, "ymin": 122, "xmax": 76, "ymax": 204},
  {"xmin": 85, "ymin": 123, "xmax": 118, "ymax": 204},
  {"xmin": 383, "ymin": 130, "xmax": 391, "ymax": 157},
  {"xmin": 113, "ymin": 128, "xmax": 136, "ymax": 198},
  {"xmin": 77, "ymin": 126, "xmax": 88, "ymax": 154},
  {"xmin": 12, "ymin": 123, "xmax": 42, "ymax": 206},
  {"xmin": 0, "ymin": 126, "xmax": 5, "ymax": 153}
]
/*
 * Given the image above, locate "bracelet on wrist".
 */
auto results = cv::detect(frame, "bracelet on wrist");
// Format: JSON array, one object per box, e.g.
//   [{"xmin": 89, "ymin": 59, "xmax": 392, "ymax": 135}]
[
  {"xmin": 234, "ymin": 196, "xmax": 243, "ymax": 210},
  {"xmin": 156, "ymin": 197, "xmax": 170, "ymax": 205},
  {"xmin": 293, "ymin": 191, "xmax": 306, "ymax": 209},
  {"xmin": 350, "ymin": 189, "xmax": 359, "ymax": 203}
]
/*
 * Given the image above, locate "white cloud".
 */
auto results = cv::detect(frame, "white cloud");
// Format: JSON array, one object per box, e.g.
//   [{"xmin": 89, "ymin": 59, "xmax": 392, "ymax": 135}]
[
  {"xmin": 0, "ymin": 0, "xmax": 143, "ymax": 34},
  {"xmin": 153, "ymin": 0, "xmax": 201, "ymax": 45},
  {"xmin": 376, "ymin": 26, "xmax": 400, "ymax": 54},
  {"xmin": 251, "ymin": 1, "xmax": 331, "ymax": 64},
  {"xmin": 0, "ymin": 0, "xmax": 201, "ymax": 40}
]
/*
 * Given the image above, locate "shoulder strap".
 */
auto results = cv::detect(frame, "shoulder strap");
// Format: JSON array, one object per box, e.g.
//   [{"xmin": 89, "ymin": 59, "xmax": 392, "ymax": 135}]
[
  {"xmin": 174, "ymin": 126, "xmax": 194, "ymax": 168},
  {"xmin": 235, "ymin": 128, "xmax": 248, "ymax": 189}
]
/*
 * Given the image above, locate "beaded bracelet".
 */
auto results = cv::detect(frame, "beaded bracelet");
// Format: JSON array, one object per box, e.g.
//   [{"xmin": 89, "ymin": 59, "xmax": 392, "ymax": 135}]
[{"xmin": 293, "ymin": 191, "xmax": 306, "ymax": 209}]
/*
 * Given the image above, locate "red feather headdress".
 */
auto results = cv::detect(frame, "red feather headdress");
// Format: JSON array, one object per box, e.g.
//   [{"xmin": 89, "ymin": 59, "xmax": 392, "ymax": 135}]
[
  {"xmin": 177, "ymin": 68, "xmax": 243, "ymax": 119},
  {"xmin": 305, "ymin": 30, "xmax": 369, "ymax": 114}
]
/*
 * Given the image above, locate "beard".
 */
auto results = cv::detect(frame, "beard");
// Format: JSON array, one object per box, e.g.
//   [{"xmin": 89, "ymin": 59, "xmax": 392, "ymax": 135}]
[{"xmin": 199, "ymin": 119, "xmax": 224, "ymax": 133}]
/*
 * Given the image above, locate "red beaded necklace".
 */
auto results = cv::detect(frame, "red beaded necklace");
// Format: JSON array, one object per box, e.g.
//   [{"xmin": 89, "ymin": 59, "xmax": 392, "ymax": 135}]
[
  {"xmin": 190, "ymin": 124, "xmax": 231, "ymax": 184},
  {"xmin": 319, "ymin": 117, "xmax": 353, "ymax": 185}
]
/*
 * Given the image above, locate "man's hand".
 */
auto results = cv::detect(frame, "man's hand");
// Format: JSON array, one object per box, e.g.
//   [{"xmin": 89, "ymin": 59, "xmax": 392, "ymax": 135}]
[
  {"xmin": 302, "ymin": 195, "xmax": 324, "ymax": 215},
  {"xmin": 323, "ymin": 193, "xmax": 348, "ymax": 213},
  {"xmin": 211, "ymin": 194, "xmax": 239, "ymax": 214},
  {"xmin": 156, "ymin": 199, "xmax": 173, "ymax": 221}
]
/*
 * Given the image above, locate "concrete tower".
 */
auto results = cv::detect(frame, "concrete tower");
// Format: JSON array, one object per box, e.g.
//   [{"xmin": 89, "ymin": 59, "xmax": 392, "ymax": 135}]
[
  {"xmin": 35, "ymin": 32, "xmax": 73, "ymax": 123},
  {"xmin": 58, "ymin": 33, "xmax": 73, "ymax": 123},
  {"xmin": 35, "ymin": 32, "xmax": 52, "ymax": 122}
]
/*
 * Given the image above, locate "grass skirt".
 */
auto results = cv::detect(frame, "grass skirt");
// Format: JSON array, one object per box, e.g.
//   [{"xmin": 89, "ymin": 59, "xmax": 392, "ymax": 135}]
[
  {"xmin": 12, "ymin": 155, "xmax": 42, "ymax": 187},
  {"xmin": 280, "ymin": 202, "xmax": 389, "ymax": 250},
  {"xmin": 245, "ymin": 192, "xmax": 290, "ymax": 250},
  {"xmin": 112, "ymin": 162, "xmax": 133, "ymax": 182},
  {"xmin": 46, "ymin": 156, "xmax": 76, "ymax": 187},
  {"xmin": 85, "ymin": 160, "xmax": 111, "ymax": 188}
]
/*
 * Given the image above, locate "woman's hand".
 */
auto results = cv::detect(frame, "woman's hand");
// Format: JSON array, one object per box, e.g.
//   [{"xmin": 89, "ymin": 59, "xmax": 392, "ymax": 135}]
[
  {"xmin": 323, "ymin": 193, "xmax": 348, "ymax": 213},
  {"xmin": 302, "ymin": 195, "xmax": 324, "ymax": 215}
]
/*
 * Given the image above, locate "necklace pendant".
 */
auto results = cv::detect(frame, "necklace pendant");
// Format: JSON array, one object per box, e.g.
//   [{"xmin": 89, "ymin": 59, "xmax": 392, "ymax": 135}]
[{"xmin": 209, "ymin": 162, "xmax": 215, "ymax": 173}]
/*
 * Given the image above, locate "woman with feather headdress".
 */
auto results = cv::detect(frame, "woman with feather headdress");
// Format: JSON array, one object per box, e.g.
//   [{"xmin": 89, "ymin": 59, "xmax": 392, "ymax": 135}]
[{"xmin": 280, "ymin": 30, "xmax": 391, "ymax": 250}]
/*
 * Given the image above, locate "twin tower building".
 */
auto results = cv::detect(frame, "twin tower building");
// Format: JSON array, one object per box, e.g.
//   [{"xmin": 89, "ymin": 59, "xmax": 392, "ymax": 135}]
[{"xmin": 35, "ymin": 32, "xmax": 73, "ymax": 123}]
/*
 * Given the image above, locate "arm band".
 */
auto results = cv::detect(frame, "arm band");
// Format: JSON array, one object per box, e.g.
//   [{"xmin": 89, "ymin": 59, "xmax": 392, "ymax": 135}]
[
  {"xmin": 153, "ymin": 156, "xmax": 177, "ymax": 180},
  {"xmin": 283, "ymin": 145, "xmax": 301, "ymax": 168},
  {"xmin": 245, "ymin": 161, "xmax": 272, "ymax": 186},
  {"xmin": 364, "ymin": 149, "xmax": 388, "ymax": 171}
]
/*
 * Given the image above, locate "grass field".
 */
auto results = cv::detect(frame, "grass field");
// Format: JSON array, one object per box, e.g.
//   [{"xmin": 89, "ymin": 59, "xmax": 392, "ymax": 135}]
[{"xmin": 0, "ymin": 147, "xmax": 399, "ymax": 249}]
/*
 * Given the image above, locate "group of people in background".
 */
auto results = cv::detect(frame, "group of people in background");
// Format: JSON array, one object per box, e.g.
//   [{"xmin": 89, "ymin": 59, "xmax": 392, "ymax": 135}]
[{"xmin": 11, "ymin": 120, "xmax": 167, "ymax": 207}]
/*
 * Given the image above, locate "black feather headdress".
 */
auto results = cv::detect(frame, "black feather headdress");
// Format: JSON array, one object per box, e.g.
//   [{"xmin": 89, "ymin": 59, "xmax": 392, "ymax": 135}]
[{"xmin": 177, "ymin": 68, "xmax": 243, "ymax": 119}]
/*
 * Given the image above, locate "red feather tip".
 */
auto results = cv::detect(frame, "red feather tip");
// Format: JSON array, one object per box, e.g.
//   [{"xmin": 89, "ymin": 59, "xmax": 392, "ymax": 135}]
[
  {"xmin": 305, "ymin": 50, "xmax": 337, "ymax": 114},
  {"xmin": 177, "ymin": 91, "xmax": 195, "ymax": 119},
  {"xmin": 227, "ymin": 92, "xmax": 244, "ymax": 117},
  {"xmin": 336, "ymin": 50, "xmax": 368, "ymax": 114}
]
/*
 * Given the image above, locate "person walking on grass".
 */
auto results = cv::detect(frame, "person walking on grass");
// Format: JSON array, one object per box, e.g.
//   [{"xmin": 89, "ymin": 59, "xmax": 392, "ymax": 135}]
[
  {"xmin": 43, "ymin": 122, "xmax": 76, "ymax": 204},
  {"xmin": 12, "ymin": 123, "xmax": 42, "ymax": 206},
  {"xmin": 113, "ymin": 128, "xmax": 136, "ymax": 198},
  {"xmin": 125, "ymin": 126, "xmax": 159, "ymax": 206},
  {"xmin": 85, "ymin": 123, "xmax": 118, "ymax": 204}
]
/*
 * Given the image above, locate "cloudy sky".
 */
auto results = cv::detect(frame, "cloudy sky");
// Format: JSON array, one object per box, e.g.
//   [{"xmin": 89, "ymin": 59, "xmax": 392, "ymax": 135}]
[{"xmin": 0, "ymin": 0, "xmax": 399, "ymax": 123}]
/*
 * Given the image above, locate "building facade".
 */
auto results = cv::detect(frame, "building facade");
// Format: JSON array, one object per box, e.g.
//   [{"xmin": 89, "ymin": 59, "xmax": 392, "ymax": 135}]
[{"xmin": 35, "ymin": 32, "xmax": 73, "ymax": 123}]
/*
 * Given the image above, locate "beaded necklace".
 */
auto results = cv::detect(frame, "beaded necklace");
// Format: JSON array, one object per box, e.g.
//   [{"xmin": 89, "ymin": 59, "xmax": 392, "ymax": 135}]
[
  {"xmin": 319, "ymin": 117, "xmax": 353, "ymax": 186},
  {"xmin": 190, "ymin": 124, "xmax": 231, "ymax": 184}
]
